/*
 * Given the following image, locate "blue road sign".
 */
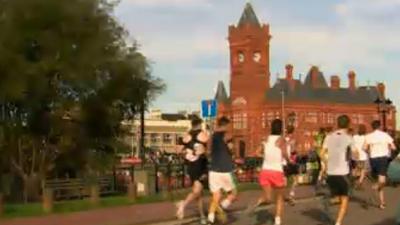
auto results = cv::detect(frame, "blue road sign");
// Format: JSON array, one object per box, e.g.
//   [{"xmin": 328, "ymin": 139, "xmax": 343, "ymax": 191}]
[{"xmin": 201, "ymin": 100, "xmax": 217, "ymax": 118}]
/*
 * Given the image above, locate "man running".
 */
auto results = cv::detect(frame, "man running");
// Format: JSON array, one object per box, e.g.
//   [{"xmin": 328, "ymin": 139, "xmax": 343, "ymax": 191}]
[
  {"xmin": 207, "ymin": 116, "xmax": 237, "ymax": 225},
  {"xmin": 176, "ymin": 117, "xmax": 209, "ymax": 224},
  {"xmin": 247, "ymin": 119, "xmax": 289, "ymax": 225},
  {"xmin": 283, "ymin": 126, "xmax": 299, "ymax": 205},
  {"xmin": 364, "ymin": 120, "xmax": 396, "ymax": 209},
  {"xmin": 320, "ymin": 115, "xmax": 353, "ymax": 225}
]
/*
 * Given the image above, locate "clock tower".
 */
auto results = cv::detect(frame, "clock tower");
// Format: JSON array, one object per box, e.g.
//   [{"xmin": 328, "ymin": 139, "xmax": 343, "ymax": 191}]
[{"xmin": 228, "ymin": 3, "xmax": 271, "ymax": 105}]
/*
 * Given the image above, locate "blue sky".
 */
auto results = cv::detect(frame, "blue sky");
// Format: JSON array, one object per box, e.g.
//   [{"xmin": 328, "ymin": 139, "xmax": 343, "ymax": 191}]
[{"xmin": 115, "ymin": 0, "xmax": 400, "ymax": 124}]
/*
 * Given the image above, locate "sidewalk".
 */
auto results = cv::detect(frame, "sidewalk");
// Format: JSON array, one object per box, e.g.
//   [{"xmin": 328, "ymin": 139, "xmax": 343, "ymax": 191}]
[{"xmin": 0, "ymin": 186, "xmax": 316, "ymax": 225}]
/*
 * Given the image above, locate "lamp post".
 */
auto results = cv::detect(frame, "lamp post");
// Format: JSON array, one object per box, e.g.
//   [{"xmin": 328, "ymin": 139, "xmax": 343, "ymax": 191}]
[
  {"xmin": 281, "ymin": 88, "xmax": 286, "ymax": 135},
  {"xmin": 374, "ymin": 97, "xmax": 393, "ymax": 131}
]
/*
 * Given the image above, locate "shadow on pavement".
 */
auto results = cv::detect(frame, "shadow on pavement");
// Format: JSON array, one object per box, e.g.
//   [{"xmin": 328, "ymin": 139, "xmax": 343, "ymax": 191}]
[
  {"xmin": 301, "ymin": 208, "xmax": 331, "ymax": 224},
  {"xmin": 254, "ymin": 210, "xmax": 274, "ymax": 225}
]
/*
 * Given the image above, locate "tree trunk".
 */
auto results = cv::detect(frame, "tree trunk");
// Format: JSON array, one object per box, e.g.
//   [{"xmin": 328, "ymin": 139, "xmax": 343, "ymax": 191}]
[
  {"xmin": 90, "ymin": 185, "xmax": 100, "ymax": 206},
  {"xmin": 139, "ymin": 101, "xmax": 145, "ymax": 160},
  {"xmin": 0, "ymin": 193, "xmax": 3, "ymax": 217},
  {"xmin": 42, "ymin": 188, "xmax": 53, "ymax": 213},
  {"xmin": 22, "ymin": 174, "xmax": 41, "ymax": 203}
]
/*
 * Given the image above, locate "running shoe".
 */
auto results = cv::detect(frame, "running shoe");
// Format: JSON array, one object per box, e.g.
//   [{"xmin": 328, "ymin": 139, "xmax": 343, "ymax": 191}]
[{"xmin": 175, "ymin": 201, "xmax": 185, "ymax": 220}]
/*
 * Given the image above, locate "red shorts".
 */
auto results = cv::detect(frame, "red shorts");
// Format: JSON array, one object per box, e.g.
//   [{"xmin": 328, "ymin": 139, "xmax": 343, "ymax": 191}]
[{"xmin": 258, "ymin": 170, "xmax": 285, "ymax": 188}]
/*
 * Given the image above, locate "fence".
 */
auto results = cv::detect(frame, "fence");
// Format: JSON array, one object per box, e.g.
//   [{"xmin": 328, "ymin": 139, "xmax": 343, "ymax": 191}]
[{"xmin": 44, "ymin": 176, "xmax": 116, "ymax": 200}]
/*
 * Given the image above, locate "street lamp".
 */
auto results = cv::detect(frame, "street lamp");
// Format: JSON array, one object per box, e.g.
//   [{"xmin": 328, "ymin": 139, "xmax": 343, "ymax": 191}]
[{"xmin": 374, "ymin": 97, "xmax": 393, "ymax": 131}]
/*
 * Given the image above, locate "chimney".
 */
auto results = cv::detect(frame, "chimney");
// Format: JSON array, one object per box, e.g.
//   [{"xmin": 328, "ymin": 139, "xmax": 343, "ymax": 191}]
[
  {"xmin": 285, "ymin": 64, "xmax": 293, "ymax": 80},
  {"xmin": 348, "ymin": 71, "xmax": 356, "ymax": 90},
  {"xmin": 377, "ymin": 82, "xmax": 386, "ymax": 97},
  {"xmin": 310, "ymin": 66, "xmax": 319, "ymax": 88},
  {"xmin": 330, "ymin": 75, "xmax": 340, "ymax": 90}
]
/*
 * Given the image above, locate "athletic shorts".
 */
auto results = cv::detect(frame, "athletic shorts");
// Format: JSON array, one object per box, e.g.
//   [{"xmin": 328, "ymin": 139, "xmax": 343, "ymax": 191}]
[
  {"xmin": 209, "ymin": 171, "xmax": 237, "ymax": 193},
  {"xmin": 187, "ymin": 158, "xmax": 208, "ymax": 187},
  {"xmin": 284, "ymin": 164, "xmax": 299, "ymax": 176},
  {"xmin": 259, "ymin": 170, "xmax": 285, "ymax": 188},
  {"xmin": 370, "ymin": 157, "xmax": 389, "ymax": 177},
  {"xmin": 327, "ymin": 175, "xmax": 350, "ymax": 196},
  {"xmin": 355, "ymin": 160, "xmax": 368, "ymax": 170}
]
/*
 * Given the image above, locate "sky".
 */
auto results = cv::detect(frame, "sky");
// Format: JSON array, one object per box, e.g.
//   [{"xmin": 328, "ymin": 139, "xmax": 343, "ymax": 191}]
[{"xmin": 114, "ymin": 0, "xmax": 400, "ymax": 126}]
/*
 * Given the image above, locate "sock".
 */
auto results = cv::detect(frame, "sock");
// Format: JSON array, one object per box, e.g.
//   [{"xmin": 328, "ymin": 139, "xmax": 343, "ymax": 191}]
[
  {"xmin": 221, "ymin": 199, "xmax": 231, "ymax": 209},
  {"xmin": 335, "ymin": 223, "xmax": 341, "ymax": 225},
  {"xmin": 208, "ymin": 213, "xmax": 215, "ymax": 223},
  {"xmin": 275, "ymin": 217, "xmax": 281, "ymax": 225}
]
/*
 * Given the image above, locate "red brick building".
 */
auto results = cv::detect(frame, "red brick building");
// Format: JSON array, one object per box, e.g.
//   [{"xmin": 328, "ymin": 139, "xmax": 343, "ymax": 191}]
[{"xmin": 214, "ymin": 3, "xmax": 397, "ymax": 157}]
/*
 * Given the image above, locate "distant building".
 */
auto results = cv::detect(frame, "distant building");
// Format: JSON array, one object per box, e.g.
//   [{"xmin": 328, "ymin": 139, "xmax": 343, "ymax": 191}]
[
  {"xmin": 214, "ymin": 3, "xmax": 397, "ymax": 157},
  {"xmin": 121, "ymin": 110, "xmax": 200, "ymax": 155}
]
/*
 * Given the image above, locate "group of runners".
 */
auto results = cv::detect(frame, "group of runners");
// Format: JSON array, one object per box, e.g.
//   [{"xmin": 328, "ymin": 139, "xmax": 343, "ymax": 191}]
[{"xmin": 175, "ymin": 115, "xmax": 397, "ymax": 225}]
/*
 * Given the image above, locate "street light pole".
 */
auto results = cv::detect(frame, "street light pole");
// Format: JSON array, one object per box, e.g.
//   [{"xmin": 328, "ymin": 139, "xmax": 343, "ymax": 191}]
[{"xmin": 374, "ymin": 97, "xmax": 393, "ymax": 131}]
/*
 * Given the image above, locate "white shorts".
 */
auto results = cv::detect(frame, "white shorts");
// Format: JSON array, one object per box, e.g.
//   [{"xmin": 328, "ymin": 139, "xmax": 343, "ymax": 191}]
[{"xmin": 209, "ymin": 171, "xmax": 237, "ymax": 193}]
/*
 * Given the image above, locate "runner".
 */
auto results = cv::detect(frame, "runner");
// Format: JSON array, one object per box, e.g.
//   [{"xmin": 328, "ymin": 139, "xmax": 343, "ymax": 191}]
[
  {"xmin": 283, "ymin": 126, "xmax": 299, "ymax": 206},
  {"xmin": 207, "ymin": 116, "xmax": 237, "ymax": 225},
  {"xmin": 320, "ymin": 115, "xmax": 353, "ymax": 225},
  {"xmin": 246, "ymin": 119, "xmax": 289, "ymax": 225},
  {"xmin": 176, "ymin": 117, "xmax": 209, "ymax": 224},
  {"xmin": 364, "ymin": 120, "xmax": 396, "ymax": 209},
  {"xmin": 351, "ymin": 124, "xmax": 368, "ymax": 188}
]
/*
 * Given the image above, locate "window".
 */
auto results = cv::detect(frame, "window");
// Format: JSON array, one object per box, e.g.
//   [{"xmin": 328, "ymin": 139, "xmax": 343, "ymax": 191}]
[
  {"xmin": 262, "ymin": 112, "xmax": 266, "ymax": 128},
  {"xmin": 357, "ymin": 114, "xmax": 364, "ymax": 124},
  {"xmin": 233, "ymin": 113, "xmax": 248, "ymax": 130},
  {"xmin": 150, "ymin": 133, "xmax": 159, "ymax": 144},
  {"xmin": 327, "ymin": 113, "xmax": 335, "ymax": 124},
  {"xmin": 305, "ymin": 112, "xmax": 318, "ymax": 123},
  {"xmin": 163, "ymin": 134, "xmax": 173, "ymax": 144}
]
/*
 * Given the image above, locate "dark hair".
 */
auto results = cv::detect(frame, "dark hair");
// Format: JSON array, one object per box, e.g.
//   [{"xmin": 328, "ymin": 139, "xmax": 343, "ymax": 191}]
[
  {"xmin": 286, "ymin": 126, "xmax": 295, "ymax": 135},
  {"xmin": 271, "ymin": 119, "xmax": 283, "ymax": 135},
  {"xmin": 191, "ymin": 117, "xmax": 203, "ymax": 128},
  {"xmin": 217, "ymin": 116, "xmax": 230, "ymax": 127},
  {"xmin": 358, "ymin": 124, "xmax": 367, "ymax": 135},
  {"xmin": 337, "ymin": 115, "xmax": 350, "ymax": 129},
  {"xmin": 371, "ymin": 120, "xmax": 381, "ymax": 130}
]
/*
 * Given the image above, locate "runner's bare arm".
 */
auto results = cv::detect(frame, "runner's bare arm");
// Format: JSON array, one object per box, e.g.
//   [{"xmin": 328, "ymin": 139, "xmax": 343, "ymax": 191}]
[
  {"xmin": 225, "ymin": 132, "xmax": 234, "ymax": 153},
  {"xmin": 255, "ymin": 144, "xmax": 264, "ymax": 157}
]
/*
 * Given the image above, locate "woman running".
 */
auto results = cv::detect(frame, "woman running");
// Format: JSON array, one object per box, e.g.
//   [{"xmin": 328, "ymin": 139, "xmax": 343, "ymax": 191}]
[{"xmin": 247, "ymin": 119, "xmax": 290, "ymax": 225}]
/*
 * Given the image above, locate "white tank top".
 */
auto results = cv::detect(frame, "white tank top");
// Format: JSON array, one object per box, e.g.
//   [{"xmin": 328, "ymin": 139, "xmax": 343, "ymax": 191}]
[{"xmin": 262, "ymin": 135, "xmax": 284, "ymax": 172}]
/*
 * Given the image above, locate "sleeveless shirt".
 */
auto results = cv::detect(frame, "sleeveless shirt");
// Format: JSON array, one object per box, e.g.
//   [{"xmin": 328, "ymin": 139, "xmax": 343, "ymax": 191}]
[{"xmin": 262, "ymin": 135, "xmax": 284, "ymax": 172}]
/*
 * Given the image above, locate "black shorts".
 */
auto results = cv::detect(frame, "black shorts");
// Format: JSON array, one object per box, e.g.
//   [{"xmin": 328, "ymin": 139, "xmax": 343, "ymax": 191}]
[
  {"xmin": 370, "ymin": 157, "xmax": 389, "ymax": 177},
  {"xmin": 284, "ymin": 164, "xmax": 299, "ymax": 176},
  {"xmin": 327, "ymin": 175, "xmax": 350, "ymax": 196},
  {"xmin": 187, "ymin": 157, "xmax": 208, "ymax": 187}
]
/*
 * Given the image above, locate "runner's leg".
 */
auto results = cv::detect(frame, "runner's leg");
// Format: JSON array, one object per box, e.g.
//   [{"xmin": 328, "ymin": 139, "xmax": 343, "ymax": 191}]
[
  {"xmin": 336, "ymin": 196, "xmax": 349, "ymax": 225},
  {"xmin": 177, "ymin": 181, "xmax": 203, "ymax": 219},
  {"xmin": 275, "ymin": 187, "xmax": 285, "ymax": 225},
  {"xmin": 208, "ymin": 190, "xmax": 221, "ymax": 223}
]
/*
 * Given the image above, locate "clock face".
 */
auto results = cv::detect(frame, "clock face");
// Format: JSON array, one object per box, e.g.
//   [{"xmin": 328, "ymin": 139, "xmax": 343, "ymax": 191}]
[
  {"xmin": 253, "ymin": 52, "xmax": 261, "ymax": 62},
  {"xmin": 238, "ymin": 53, "xmax": 245, "ymax": 63}
]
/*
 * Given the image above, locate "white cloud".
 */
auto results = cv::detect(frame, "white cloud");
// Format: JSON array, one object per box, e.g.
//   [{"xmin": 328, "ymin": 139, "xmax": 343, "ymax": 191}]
[{"xmin": 125, "ymin": 0, "xmax": 211, "ymax": 8}]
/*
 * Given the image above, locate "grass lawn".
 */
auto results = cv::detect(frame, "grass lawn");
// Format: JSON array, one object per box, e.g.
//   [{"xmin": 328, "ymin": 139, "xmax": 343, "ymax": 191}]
[{"xmin": 1, "ymin": 183, "xmax": 259, "ymax": 219}]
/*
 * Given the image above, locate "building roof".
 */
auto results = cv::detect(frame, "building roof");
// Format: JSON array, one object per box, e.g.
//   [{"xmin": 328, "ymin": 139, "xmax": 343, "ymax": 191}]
[
  {"xmin": 303, "ymin": 70, "xmax": 329, "ymax": 89},
  {"xmin": 161, "ymin": 113, "xmax": 198, "ymax": 122},
  {"xmin": 266, "ymin": 77, "xmax": 380, "ymax": 105},
  {"xmin": 238, "ymin": 3, "xmax": 261, "ymax": 27},
  {"xmin": 215, "ymin": 81, "xmax": 230, "ymax": 103}
]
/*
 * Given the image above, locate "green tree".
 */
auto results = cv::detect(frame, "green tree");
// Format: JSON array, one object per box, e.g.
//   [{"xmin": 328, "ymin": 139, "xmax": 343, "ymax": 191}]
[{"xmin": 0, "ymin": 0, "xmax": 164, "ymax": 201}]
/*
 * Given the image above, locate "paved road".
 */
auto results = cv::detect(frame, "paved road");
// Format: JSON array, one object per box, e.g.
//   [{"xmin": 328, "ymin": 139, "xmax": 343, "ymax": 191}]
[{"xmin": 152, "ymin": 187, "xmax": 400, "ymax": 225}]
